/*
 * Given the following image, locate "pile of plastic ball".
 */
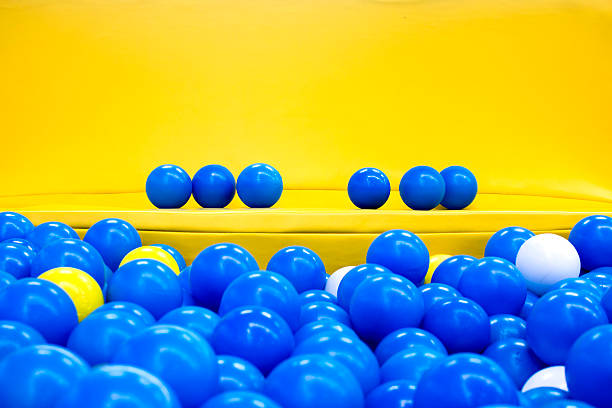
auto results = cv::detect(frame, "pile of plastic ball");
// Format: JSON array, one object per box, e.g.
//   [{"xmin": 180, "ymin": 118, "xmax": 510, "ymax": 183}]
[{"xmin": 1, "ymin": 210, "xmax": 612, "ymax": 408}]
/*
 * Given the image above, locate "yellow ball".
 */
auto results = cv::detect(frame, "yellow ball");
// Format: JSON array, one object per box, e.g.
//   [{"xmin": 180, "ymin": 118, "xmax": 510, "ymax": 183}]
[
  {"xmin": 38, "ymin": 267, "xmax": 104, "ymax": 322},
  {"xmin": 119, "ymin": 246, "xmax": 180, "ymax": 275},
  {"xmin": 424, "ymin": 254, "xmax": 452, "ymax": 284}
]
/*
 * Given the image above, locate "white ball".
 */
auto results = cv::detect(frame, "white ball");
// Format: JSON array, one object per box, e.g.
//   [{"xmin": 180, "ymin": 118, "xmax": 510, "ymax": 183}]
[
  {"xmin": 325, "ymin": 266, "xmax": 355, "ymax": 297},
  {"xmin": 515, "ymin": 233, "xmax": 580, "ymax": 295},
  {"xmin": 522, "ymin": 365, "xmax": 567, "ymax": 392}
]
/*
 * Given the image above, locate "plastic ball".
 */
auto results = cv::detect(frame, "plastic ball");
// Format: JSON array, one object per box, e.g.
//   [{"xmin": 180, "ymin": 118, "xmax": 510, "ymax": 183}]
[
  {"xmin": 568, "ymin": 215, "xmax": 612, "ymax": 271},
  {"xmin": 347, "ymin": 167, "xmax": 391, "ymax": 209},
  {"xmin": 380, "ymin": 346, "xmax": 445, "ymax": 384},
  {"xmin": 190, "ymin": 243, "xmax": 258, "ymax": 311},
  {"xmin": 219, "ymin": 270, "xmax": 300, "ymax": 331},
  {"xmin": 0, "ymin": 212, "xmax": 34, "ymax": 241},
  {"xmin": 299, "ymin": 300, "xmax": 351, "ymax": 327},
  {"xmin": 431, "ymin": 254, "xmax": 477, "ymax": 288},
  {"xmin": 236, "ymin": 163, "xmax": 283, "ymax": 208},
  {"xmin": 300, "ymin": 289, "xmax": 336, "ymax": 305},
  {"xmin": 520, "ymin": 290, "xmax": 539, "ymax": 320},
  {"xmin": 399, "ymin": 166, "xmax": 446, "ymax": 210},
  {"xmin": 146, "ymin": 164, "xmax": 192, "ymax": 209},
  {"xmin": 151, "ymin": 243, "xmax": 187, "ymax": 271},
  {"xmin": 203, "ymin": 391, "xmax": 281, "ymax": 408},
  {"xmin": 423, "ymin": 254, "xmax": 451, "ymax": 284},
  {"xmin": 516, "ymin": 234, "xmax": 581, "ymax": 295},
  {"xmin": 192, "ymin": 164, "xmax": 236, "ymax": 208},
  {"xmin": 366, "ymin": 229, "xmax": 429, "ymax": 284},
  {"xmin": 337, "ymin": 263, "xmax": 391, "ymax": 310},
  {"xmin": 549, "ymin": 277, "xmax": 602, "ymax": 300},
  {"xmin": 54, "ymin": 364, "xmax": 180, "ymax": 408},
  {"xmin": 485, "ymin": 226, "xmax": 535, "ymax": 263},
  {"xmin": 566, "ymin": 324, "xmax": 612, "ymax": 408},
  {"xmin": 350, "ymin": 274, "xmax": 424, "ymax": 343},
  {"xmin": 439, "ymin": 166, "xmax": 477, "ymax": 210},
  {"xmin": 541, "ymin": 400, "xmax": 595, "ymax": 408},
  {"xmin": 526, "ymin": 289, "xmax": 607, "ymax": 365},
  {"xmin": 0, "ymin": 271, "xmax": 16, "ymax": 292},
  {"xmin": 422, "ymin": 297, "xmax": 489, "ymax": 353},
  {"xmin": 92, "ymin": 301, "xmax": 155, "ymax": 325},
  {"xmin": 293, "ymin": 331, "xmax": 380, "ymax": 392},
  {"xmin": 107, "ymin": 259, "xmax": 182, "ymax": 319},
  {"xmin": 1, "ymin": 237, "xmax": 37, "ymax": 253},
  {"xmin": 458, "ymin": 257, "xmax": 527, "ymax": 315},
  {"xmin": 294, "ymin": 320, "xmax": 356, "ymax": 345},
  {"xmin": 0, "ymin": 345, "xmax": 88, "ymax": 408},
  {"xmin": 178, "ymin": 265, "xmax": 195, "ymax": 305},
  {"xmin": 375, "ymin": 327, "xmax": 447, "ymax": 364},
  {"xmin": 83, "ymin": 218, "xmax": 141, "ymax": 271},
  {"xmin": 325, "ymin": 265, "xmax": 355, "ymax": 297},
  {"xmin": 522, "ymin": 366, "xmax": 568, "ymax": 392},
  {"xmin": 601, "ymin": 288, "xmax": 612, "ymax": 321},
  {"xmin": 264, "ymin": 354, "xmax": 364, "ymax": 408},
  {"xmin": 420, "ymin": 283, "xmax": 460, "ymax": 313},
  {"xmin": 489, "ymin": 314, "xmax": 527, "ymax": 343},
  {"xmin": 26, "ymin": 221, "xmax": 79, "ymax": 249},
  {"xmin": 581, "ymin": 267, "xmax": 612, "ymax": 292},
  {"xmin": 266, "ymin": 246, "xmax": 327, "ymax": 292},
  {"xmin": 522, "ymin": 387, "xmax": 568, "ymax": 407},
  {"xmin": 119, "ymin": 245, "xmax": 181, "ymax": 275},
  {"xmin": 212, "ymin": 306, "xmax": 294, "ymax": 375},
  {"xmin": 0, "ymin": 242, "xmax": 35, "ymax": 278},
  {"xmin": 484, "ymin": 338, "xmax": 544, "ymax": 388},
  {"xmin": 0, "ymin": 321, "xmax": 45, "ymax": 361},
  {"xmin": 217, "ymin": 355, "xmax": 265, "ymax": 393},
  {"xmin": 159, "ymin": 306, "xmax": 220, "ymax": 341},
  {"xmin": 0, "ymin": 278, "xmax": 77, "ymax": 344},
  {"xmin": 365, "ymin": 380, "xmax": 416, "ymax": 408}
]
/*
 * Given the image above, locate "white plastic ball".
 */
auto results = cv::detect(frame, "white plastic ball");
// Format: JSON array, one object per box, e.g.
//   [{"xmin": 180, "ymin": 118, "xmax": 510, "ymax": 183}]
[
  {"xmin": 515, "ymin": 234, "xmax": 580, "ymax": 295},
  {"xmin": 324, "ymin": 266, "xmax": 355, "ymax": 297},
  {"xmin": 522, "ymin": 365, "xmax": 567, "ymax": 392}
]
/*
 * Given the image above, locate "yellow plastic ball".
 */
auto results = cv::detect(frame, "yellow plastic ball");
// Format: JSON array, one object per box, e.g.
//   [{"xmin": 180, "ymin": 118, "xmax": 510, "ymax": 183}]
[
  {"xmin": 119, "ymin": 246, "xmax": 180, "ymax": 275},
  {"xmin": 38, "ymin": 267, "xmax": 104, "ymax": 322},
  {"xmin": 424, "ymin": 254, "xmax": 452, "ymax": 284}
]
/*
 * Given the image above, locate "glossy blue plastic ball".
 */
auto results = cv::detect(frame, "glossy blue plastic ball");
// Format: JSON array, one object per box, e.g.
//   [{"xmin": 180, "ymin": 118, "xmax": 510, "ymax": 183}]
[
  {"xmin": 294, "ymin": 320, "xmax": 356, "ymax": 345},
  {"xmin": 431, "ymin": 255, "xmax": 477, "ymax": 288},
  {"xmin": 1, "ymin": 238, "xmax": 37, "ymax": 253},
  {"xmin": 192, "ymin": 164, "xmax": 236, "ymax": 208},
  {"xmin": 151, "ymin": 243, "xmax": 187, "ymax": 271},
  {"xmin": 83, "ymin": 218, "xmax": 141, "ymax": 271},
  {"xmin": 0, "ymin": 271, "xmax": 15, "ymax": 292},
  {"xmin": 236, "ymin": 163, "xmax": 283, "ymax": 208},
  {"xmin": 146, "ymin": 164, "xmax": 192, "ymax": 209},
  {"xmin": 458, "ymin": 257, "xmax": 527, "ymax": 315},
  {"xmin": 366, "ymin": 229, "xmax": 429, "ymax": 284},
  {"xmin": 212, "ymin": 306, "xmax": 294, "ymax": 375},
  {"xmin": 347, "ymin": 167, "xmax": 390, "ymax": 209},
  {"xmin": 55, "ymin": 365, "xmax": 180, "ymax": 408},
  {"xmin": 439, "ymin": 166, "xmax": 478, "ymax": 210},
  {"xmin": 413, "ymin": 353, "xmax": 519, "ymax": 408},
  {"xmin": 422, "ymin": 297, "xmax": 490, "ymax": 353},
  {"xmin": 178, "ymin": 265, "xmax": 195, "ymax": 305},
  {"xmin": 0, "ymin": 320, "xmax": 45, "ymax": 361},
  {"xmin": 217, "ymin": 355, "xmax": 265, "ymax": 393},
  {"xmin": 520, "ymin": 290, "xmax": 539, "ymax": 320},
  {"xmin": 67, "ymin": 310, "xmax": 147, "ymax": 365},
  {"xmin": 601, "ymin": 287, "xmax": 612, "ymax": 321},
  {"xmin": 485, "ymin": 226, "xmax": 535, "ymax": 263},
  {"xmin": 0, "ymin": 345, "xmax": 89, "ymax": 408},
  {"xmin": 420, "ymin": 283, "xmax": 460, "ymax": 313},
  {"xmin": 380, "ymin": 345, "xmax": 445, "ymax": 384},
  {"xmin": 203, "ymin": 391, "xmax": 281, "ymax": 408},
  {"xmin": 526, "ymin": 289, "xmax": 607, "ymax": 365},
  {"xmin": 0, "ymin": 278, "xmax": 77, "ymax": 344},
  {"xmin": 159, "ymin": 306, "xmax": 219, "ymax": 341},
  {"xmin": 375, "ymin": 327, "xmax": 447, "ymax": 364},
  {"xmin": 0, "ymin": 212, "xmax": 34, "ymax": 241},
  {"xmin": 337, "ymin": 263, "xmax": 391, "ymax": 310},
  {"xmin": 190, "ymin": 243, "xmax": 258, "ymax": 311},
  {"xmin": 366, "ymin": 380, "xmax": 416, "ymax": 408},
  {"xmin": 294, "ymin": 331, "xmax": 380, "ymax": 393},
  {"xmin": 26, "ymin": 221, "xmax": 79, "ymax": 249},
  {"xmin": 569, "ymin": 215, "xmax": 612, "ymax": 271},
  {"xmin": 582, "ymin": 267, "xmax": 612, "ymax": 292},
  {"xmin": 107, "ymin": 259, "xmax": 182, "ymax": 319},
  {"xmin": 299, "ymin": 300, "xmax": 351, "ymax": 327},
  {"xmin": 549, "ymin": 277, "xmax": 602, "ymax": 300},
  {"xmin": 0, "ymin": 242, "xmax": 35, "ymax": 279},
  {"xmin": 219, "ymin": 270, "xmax": 300, "ymax": 331},
  {"xmin": 266, "ymin": 246, "xmax": 327, "ymax": 292},
  {"xmin": 264, "ymin": 354, "xmax": 364, "ymax": 408},
  {"xmin": 484, "ymin": 338, "xmax": 544, "ymax": 388},
  {"xmin": 399, "ymin": 166, "xmax": 446, "ymax": 210},
  {"xmin": 541, "ymin": 400, "xmax": 595, "ymax": 408},
  {"xmin": 522, "ymin": 387, "xmax": 568, "ymax": 407},
  {"xmin": 489, "ymin": 314, "xmax": 527, "ymax": 343},
  {"xmin": 92, "ymin": 301, "xmax": 155, "ymax": 325},
  {"xmin": 300, "ymin": 289, "xmax": 336, "ymax": 305}
]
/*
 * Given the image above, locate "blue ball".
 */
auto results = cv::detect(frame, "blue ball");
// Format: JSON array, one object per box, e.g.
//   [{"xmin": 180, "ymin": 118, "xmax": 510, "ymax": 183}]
[
  {"xmin": 83, "ymin": 218, "xmax": 141, "ymax": 271},
  {"xmin": 178, "ymin": 266, "xmax": 195, "ymax": 305},
  {"xmin": 422, "ymin": 297, "xmax": 490, "ymax": 353},
  {"xmin": 219, "ymin": 271, "xmax": 300, "ymax": 331},
  {"xmin": 264, "ymin": 354, "xmax": 364, "ymax": 408},
  {"xmin": 380, "ymin": 346, "xmax": 445, "ymax": 384},
  {"xmin": 0, "ymin": 320, "xmax": 45, "ymax": 361},
  {"xmin": 151, "ymin": 243, "xmax": 187, "ymax": 271},
  {"xmin": 0, "ymin": 271, "xmax": 16, "ymax": 292},
  {"xmin": 190, "ymin": 243, "xmax": 258, "ymax": 311},
  {"xmin": 549, "ymin": 278, "xmax": 602, "ymax": 300},
  {"xmin": 601, "ymin": 288, "xmax": 612, "ymax": 321},
  {"xmin": 420, "ymin": 283, "xmax": 460, "ymax": 313},
  {"xmin": 293, "ymin": 331, "xmax": 380, "ymax": 393},
  {"xmin": 294, "ymin": 320, "xmax": 356, "ymax": 345},
  {"xmin": 569, "ymin": 215, "xmax": 612, "ymax": 271},
  {"xmin": 439, "ymin": 166, "xmax": 478, "ymax": 210},
  {"xmin": 0, "ymin": 212, "xmax": 34, "ymax": 241},
  {"xmin": 582, "ymin": 267, "xmax": 612, "ymax": 293},
  {"xmin": 413, "ymin": 353, "xmax": 519, "ymax": 408},
  {"xmin": 107, "ymin": 259, "xmax": 182, "ymax": 319},
  {"xmin": 0, "ymin": 345, "xmax": 88, "ymax": 408},
  {"xmin": 30, "ymin": 238, "xmax": 105, "ymax": 287},
  {"xmin": 299, "ymin": 300, "xmax": 351, "ymax": 327},
  {"xmin": 299, "ymin": 289, "xmax": 336, "ymax": 306},
  {"xmin": 399, "ymin": 166, "xmax": 446, "ymax": 210},
  {"xmin": 92, "ymin": 301, "xmax": 155, "ymax": 325},
  {"xmin": 1, "ymin": 238, "xmax": 37, "ymax": 253},
  {"xmin": 146, "ymin": 164, "xmax": 192, "ymax": 209},
  {"xmin": 527, "ymin": 289, "xmax": 608, "ymax": 365},
  {"xmin": 366, "ymin": 229, "xmax": 429, "ymax": 284},
  {"xmin": 217, "ymin": 355, "xmax": 265, "ymax": 393},
  {"xmin": 266, "ymin": 246, "xmax": 327, "ymax": 293},
  {"xmin": 520, "ymin": 291, "xmax": 539, "ymax": 320},
  {"xmin": 366, "ymin": 380, "xmax": 416, "ymax": 408},
  {"xmin": 458, "ymin": 257, "xmax": 527, "ymax": 315},
  {"xmin": 236, "ymin": 163, "xmax": 283, "ymax": 208},
  {"xmin": 0, "ymin": 242, "xmax": 35, "ymax": 279},
  {"xmin": 55, "ymin": 365, "xmax": 180, "ymax": 408},
  {"xmin": 26, "ymin": 222, "xmax": 79, "ymax": 249},
  {"xmin": 349, "ymin": 274, "xmax": 424, "ymax": 344},
  {"xmin": 431, "ymin": 255, "xmax": 477, "ymax": 288},
  {"xmin": 212, "ymin": 306, "xmax": 294, "ymax": 375},
  {"xmin": 203, "ymin": 391, "xmax": 281, "ymax": 408},
  {"xmin": 489, "ymin": 314, "xmax": 527, "ymax": 343},
  {"xmin": 484, "ymin": 338, "xmax": 544, "ymax": 388},
  {"xmin": 347, "ymin": 167, "xmax": 391, "ymax": 209},
  {"xmin": 159, "ymin": 306, "xmax": 220, "ymax": 341},
  {"xmin": 337, "ymin": 263, "xmax": 391, "ymax": 310},
  {"xmin": 192, "ymin": 164, "xmax": 236, "ymax": 208},
  {"xmin": 0, "ymin": 278, "xmax": 77, "ymax": 344},
  {"xmin": 485, "ymin": 227, "xmax": 535, "ymax": 263},
  {"xmin": 522, "ymin": 387, "xmax": 568, "ymax": 407},
  {"xmin": 375, "ymin": 328, "xmax": 447, "ymax": 365},
  {"xmin": 541, "ymin": 401, "xmax": 596, "ymax": 408}
]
